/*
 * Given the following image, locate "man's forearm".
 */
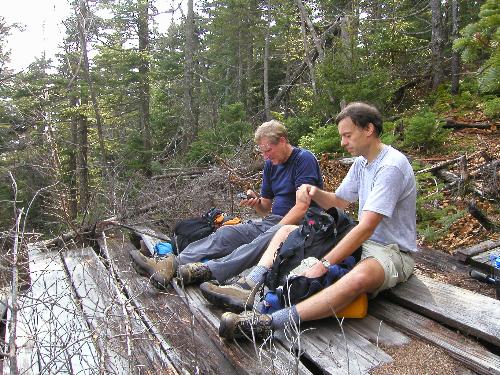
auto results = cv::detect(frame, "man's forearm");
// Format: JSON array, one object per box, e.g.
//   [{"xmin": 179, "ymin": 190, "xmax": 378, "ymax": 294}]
[{"xmin": 278, "ymin": 203, "xmax": 309, "ymax": 225}]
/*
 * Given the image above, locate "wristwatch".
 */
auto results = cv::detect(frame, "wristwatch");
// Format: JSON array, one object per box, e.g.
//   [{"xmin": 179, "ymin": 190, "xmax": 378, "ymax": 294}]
[{"xmin": 320, "ymin": 258, "xmax": 330, "ymax": 269}]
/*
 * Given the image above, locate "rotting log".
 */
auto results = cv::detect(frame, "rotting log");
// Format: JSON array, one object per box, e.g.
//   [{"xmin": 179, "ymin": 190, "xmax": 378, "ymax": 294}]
[
  {"xmin": 443, "ymin": 119, "xmax": 494, "ymax": 130},
  {"xmin": 370, "ymin": 299, "xmax": 500, "ymax": 375},
  {"xmin": 454, "ymin": 240, "xmax": 500, "ymax": 262},
  {"xmin": 385, "ymin": 274, "xmax": 500, "ymax": 347},
  {"xmin": 468, "ymin": 201, "xmax": 500, "ymax": 232},
  {"xmin": 416, "ymin": 150, "xmax": 486, "ymax": 175}
]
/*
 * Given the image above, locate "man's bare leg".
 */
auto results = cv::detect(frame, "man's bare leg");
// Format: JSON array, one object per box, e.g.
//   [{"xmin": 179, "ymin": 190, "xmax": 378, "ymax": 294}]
[{"xmin": 257, "ymin": 224, "xmax": 297, "ymax": 267}]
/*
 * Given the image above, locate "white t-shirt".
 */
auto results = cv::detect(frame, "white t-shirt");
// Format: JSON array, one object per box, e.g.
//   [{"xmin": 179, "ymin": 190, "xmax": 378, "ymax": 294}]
[{"xmin": 335, "ymin": 145, "xmax": 417, "ymax": 252}]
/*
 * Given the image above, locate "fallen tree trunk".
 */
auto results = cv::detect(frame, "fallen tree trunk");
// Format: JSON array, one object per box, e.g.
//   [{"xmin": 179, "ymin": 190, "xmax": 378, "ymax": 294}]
[
  {"xmin": 443, "ymin": 119, "xmax": 494, "ymax": 130},
  {"xmin": 468, "ymin": 201, "xmax": 500, "ymax": 232},
  {"xmin": 416, "ymin": 150, "xmax": 487, "ymax": 175}
]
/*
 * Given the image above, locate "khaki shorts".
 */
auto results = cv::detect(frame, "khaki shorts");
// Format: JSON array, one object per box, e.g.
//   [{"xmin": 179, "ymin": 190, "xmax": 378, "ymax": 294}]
[{"xmin": 361, "ymin": 240, "xmax": 415, "ymax": 297}]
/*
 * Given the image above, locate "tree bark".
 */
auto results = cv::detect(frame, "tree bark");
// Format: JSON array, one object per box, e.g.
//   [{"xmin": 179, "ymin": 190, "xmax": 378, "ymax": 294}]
[
  {"xmin": 430, "ymin": 0, "xmax": 444, "ymax": 88},
  {"xmin": 76, "ymin": 0, "xmax": 107, "ymax": 171},
  {"xmin": 78, "ymin": 95, "xmax": 90, "ymax": 211},
  {"xmin": 295, "ymin": 0, "xmax": 323, "ymax": 60},
  {"xmin": 69, "ymin": 95, "xmax": 78, "ymax": 220},
  {"xmin": 299, "ymin": 9, "xmax": 317, "ymax": 94},
  {"xmin": 263, "ymin": 0, "xmax": 271, "ymax": 120},
  {"xmin": 183, "ymin": 0, "xmax": 198, "ymax": 145},
  {"xmin": 138, "ymin": 0, "xmax": 152, "ymax": 176},
  {"xmin": 450, "ymin": 0, "xmax": 460, "ymax": 95}
]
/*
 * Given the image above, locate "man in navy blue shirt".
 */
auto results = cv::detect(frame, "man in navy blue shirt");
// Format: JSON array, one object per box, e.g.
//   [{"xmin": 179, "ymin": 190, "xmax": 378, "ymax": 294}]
[{"xmin": 130, "ymin": 120, "xmax": 323, "ymax": 289}]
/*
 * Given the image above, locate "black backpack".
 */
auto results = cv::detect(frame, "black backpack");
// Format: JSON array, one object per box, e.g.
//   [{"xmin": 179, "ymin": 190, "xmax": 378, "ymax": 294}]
[
  {"xmin": 265, "ymin": 206, "xmax": 361, "ymax": 291},
  {"xmin": 171, "ymin": 208, "xmax": 239, "ymax": 255}
]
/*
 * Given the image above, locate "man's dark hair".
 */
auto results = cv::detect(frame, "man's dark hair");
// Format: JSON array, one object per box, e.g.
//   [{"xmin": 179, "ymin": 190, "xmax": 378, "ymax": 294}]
[{"xmin": 335, "ymin": 102, "xmax": 383, "ymax": 136}]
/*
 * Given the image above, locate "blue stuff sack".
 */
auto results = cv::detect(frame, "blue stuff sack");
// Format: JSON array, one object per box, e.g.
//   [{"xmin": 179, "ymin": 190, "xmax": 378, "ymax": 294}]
[{"xmin": 155, "ymin": 242, "xmax": 174, "ymax": 256}]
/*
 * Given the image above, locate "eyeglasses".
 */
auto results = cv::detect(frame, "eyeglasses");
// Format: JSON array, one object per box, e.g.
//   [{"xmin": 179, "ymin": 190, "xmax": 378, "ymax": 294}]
[{"xmin": 255, "ymin": 143, "xmax": 274, "ymax": 154}]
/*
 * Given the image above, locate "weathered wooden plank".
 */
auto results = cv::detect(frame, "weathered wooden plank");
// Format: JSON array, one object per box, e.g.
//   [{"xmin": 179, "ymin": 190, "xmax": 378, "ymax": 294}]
[
  {"xmin": 63, "ymin": 246, "xmax": 176, "ymax": 374},
  {"xmin": 128, "ymin": 226, "xmax": 312, "ymax": 374},
  {"xmin": 273, "ymin": 318, "xmax": 393, "ymax": 375},
  {"xmin": 4, "ymin": 247, "xmax": 99, "ymax": 375},
  {"xmin": 386, "ymin": 274, "xmax": 500, "ymax": 347},
  {"xmin": 370, "ymin": 298, "xmax": 500, "ymax": 375},
  {"xmin": 172, "ymin": 273, "xmax": 313, "ymax": 374},
  {"xmin": 100, "ymin": 233, "xmax": 248, "ymax": 375},
  {"xmin": 455, "ymin": 240, "xmax": 500, "ymax": 262},
  {"xmin": 344, "ymin": 315, "xmax": 410, "ymax": 347},
  {"xmin": 470, "ymin": 248, "xmax": 500, "ymax": 272}
]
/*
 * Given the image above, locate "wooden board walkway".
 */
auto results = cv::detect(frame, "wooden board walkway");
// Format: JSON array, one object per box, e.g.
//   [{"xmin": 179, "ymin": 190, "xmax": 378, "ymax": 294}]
[
  {"xmin": 63, "ymin": 246, "xmax": 176, "ymax": 374},
  {"xmin": 3, "ymin": 246, "xmax": 99, "ymax": 374},
  {"xmin": 386, "ymin": 273, "xmax": 500, "ymax": 347},
  {"xmin": 370, "ymin": 298, "xmax": 500, "ymax": 375}
]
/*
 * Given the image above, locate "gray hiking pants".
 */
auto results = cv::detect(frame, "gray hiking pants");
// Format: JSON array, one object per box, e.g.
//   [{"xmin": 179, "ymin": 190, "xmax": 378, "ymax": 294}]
[{"xmin": 177, "ymin": 214, "xmax": 283, "ymax": 282}]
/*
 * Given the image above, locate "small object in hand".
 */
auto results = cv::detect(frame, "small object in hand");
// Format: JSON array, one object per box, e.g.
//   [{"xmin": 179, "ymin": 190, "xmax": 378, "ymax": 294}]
[{"xmin": 237, "ymin": 192, "xmax": 250, "ymax": 200}]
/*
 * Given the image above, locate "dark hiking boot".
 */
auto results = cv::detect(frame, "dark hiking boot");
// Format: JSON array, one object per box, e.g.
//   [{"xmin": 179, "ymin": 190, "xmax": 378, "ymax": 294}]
[
  {"xmin": 219, "ymin": 311, "xmax": 273, "ymax": 340},
  {"xmin": 200, "ymin": 277, "xmax": 260, "ymax": 312},
  {"xmin": 130, "ymin": 250, "xmax": 177, "ymax": 288},
  {"xmin": 177, "ymin": 263, "xmax": 213, "ymax": 285}
]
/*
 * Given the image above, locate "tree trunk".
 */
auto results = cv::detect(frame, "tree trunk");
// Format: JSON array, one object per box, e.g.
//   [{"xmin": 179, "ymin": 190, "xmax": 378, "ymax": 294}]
[
  {"xmin": 78, "ymin": 95, "xmax": 90, "ymax": 211},
  {"xmin": 295, "ymin": 0, "xmax": 323, "ymax": 60},
  {"xmin": 183, "ymin": 0, "xmax": 198, "ymax": 145},
  {"xmin": 76, "ymin": 0, "xmax": 107, "ymax": 171},
  {"xmin": 430, "ymin": 0, "xmax": 444, "ymax": 88},
  {"xmin": 69, "ymin": 95, "xmax": 78, "ymax": 220},
  {"xmin": 299, "ymin": 10, "xmax": 317, "ymax": 94},
  {"xmin": 263, "ymin": 0, "xmax": 271, "ymax": 120},
  {"xmin": 450, "ymin": 0, "xmax": 460, "ymax": 95},
  {"xmin": 138, "ymin": 0, "xmax": 152, "ymax": 176}
]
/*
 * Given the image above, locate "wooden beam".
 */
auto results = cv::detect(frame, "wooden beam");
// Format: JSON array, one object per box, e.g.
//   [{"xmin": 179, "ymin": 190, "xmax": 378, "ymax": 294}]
[
  {"xmin": 470, "ymin": 248, "xmax": 500, "ymax": 273},
  {"xmin": 63, "ymin": 246, "xmax": 176, "ymax": 374},
  {"xmin": 454, "ymin": 240, "xmax": 500, "ymax": 262},
  {"xmin": 386, "ymin": 274, "xmax": 500, "ymax": 347},
  {"xmin": 273, "ymin": 317, "xmax": 393, "ymax": 375},
  {"xmin": 370, "ymin": 299, "xmax": 500, "ymax": 375}
]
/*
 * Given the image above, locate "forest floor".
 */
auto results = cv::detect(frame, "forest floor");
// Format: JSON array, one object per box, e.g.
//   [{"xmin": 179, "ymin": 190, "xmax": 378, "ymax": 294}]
[{"xmin": 0, "ymin": 126, "xmax": 498, "ymax": 374}]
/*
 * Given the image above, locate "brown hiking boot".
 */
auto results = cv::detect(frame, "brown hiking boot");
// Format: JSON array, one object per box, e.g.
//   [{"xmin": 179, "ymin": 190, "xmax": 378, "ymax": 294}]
[
  {"xmin": 219, "ymin": 311, "xmax": 273, "ymax": 340},
  {"xmin": 130, "ymin": 250, "xmax": 177, "ymax": 289},
  {"xmin": 199, "ymin": 277, "xmax": 260, "ymax": 312},
  {"xmin": 177, "ymin": 263, "xmax": 212, "ymax": 285}
]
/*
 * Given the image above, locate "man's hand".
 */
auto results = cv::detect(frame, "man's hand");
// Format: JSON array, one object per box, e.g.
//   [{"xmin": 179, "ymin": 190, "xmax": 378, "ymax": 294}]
[
  {"xmin": 302, "ymin": 260, "xmax": 328, "ymax": 278},
  {"xmin": 239, "ymin": 189, "xmax": 260, "ymax": 208}
]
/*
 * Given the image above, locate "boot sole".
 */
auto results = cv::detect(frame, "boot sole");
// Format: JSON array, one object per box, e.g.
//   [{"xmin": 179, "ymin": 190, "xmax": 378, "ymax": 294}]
[{"xmin": 200, "ymin": 284, "xmax": 252, "ymax": 313}]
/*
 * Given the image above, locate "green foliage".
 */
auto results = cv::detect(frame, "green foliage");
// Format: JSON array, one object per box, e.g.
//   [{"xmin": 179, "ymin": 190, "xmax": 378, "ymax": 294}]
[
  {"xmin": 413, "ymin": 167, "xmax": 465, "ymax": 244},
  {"xmin": 282, "ymin": 116, "xmax": 321, "ymax": 146},
  {"xmin": 298, "ymin": 124, "xmax": 341, "ymax": 156},
  {"xmin": 187, "ymin": 103, "xmax": 253, "ymax": 164},
  {"xmin": 453, "ymin": 0, "xmax": 500, "ymax": 94},
  {"xmin": 402, "ymin": 110, "xmax": 449, "ymax": 152},
  {"xmin": 483, "ymin": 96, "xmax": 500, "ymax": 120},
  {"xmin": 380, "ymin": 121, "xmax": 397, "ymax": 146}
]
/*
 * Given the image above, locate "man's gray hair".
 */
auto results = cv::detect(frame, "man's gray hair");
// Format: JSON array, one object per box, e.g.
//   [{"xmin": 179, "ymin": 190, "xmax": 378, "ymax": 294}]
[{"xmin": 254, "ymin": 120, "xmax": 289, "ymax": 144}]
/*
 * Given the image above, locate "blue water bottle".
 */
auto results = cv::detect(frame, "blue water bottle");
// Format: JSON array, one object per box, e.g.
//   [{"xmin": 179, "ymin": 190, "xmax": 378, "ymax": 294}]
[{"xmin": 492, "ymin": 254, "xmax": 500, "ymax": 300}]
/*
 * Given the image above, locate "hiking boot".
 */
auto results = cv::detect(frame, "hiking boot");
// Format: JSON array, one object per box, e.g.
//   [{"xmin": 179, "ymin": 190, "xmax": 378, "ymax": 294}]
[
  {"xmin": 177, "ymin": 263, "xmax": 212, "ymax": 285},
  {"xmin": 130, "ymin": 250, "xmax": 177, "ymax": 288},
  {"xmin": 150, "ymin": 255, "xmax": 178, "ymax": 289},
  {"xmin": 199, "ymin": 277, "xmax": 260, "ymax": 312},
  {"xmin": 219, "ymin": 311, "xmax": 273, "ymax": 340}
]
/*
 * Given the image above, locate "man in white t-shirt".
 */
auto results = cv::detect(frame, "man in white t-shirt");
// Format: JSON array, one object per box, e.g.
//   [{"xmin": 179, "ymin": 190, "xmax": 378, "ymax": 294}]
[{"xmin": 213, "ymin": 102, "xmax": 417, "ymax": 339}]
